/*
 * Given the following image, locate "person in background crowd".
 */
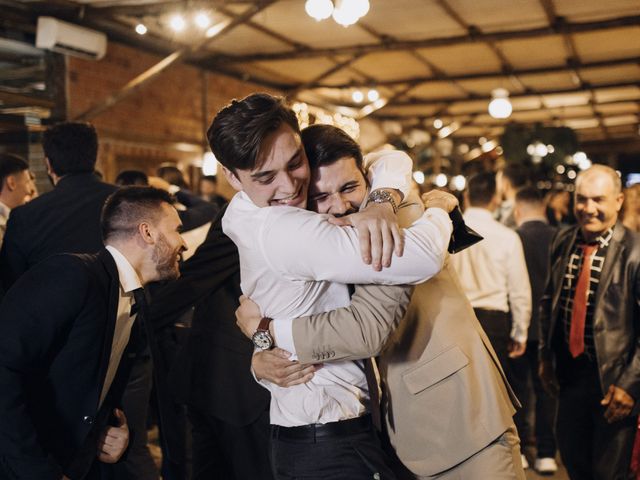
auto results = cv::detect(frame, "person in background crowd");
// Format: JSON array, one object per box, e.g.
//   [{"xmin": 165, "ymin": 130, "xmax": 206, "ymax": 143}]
[
  {"xmin": 510, "ymin": 186, "xmax": 559, "ymax": 474},
  {"xmin": 0, "ymin": 153, "xmax": 35, "ymax": 249},
  {"xmin": 0, "ymin": 122, "xmax": 117, "ymax": 290},
  {"xmin": 496, "ymin": 164, "xmax": 529, "ymax": 228},
  {"xmin": 539, "ymin": 165, "xmax": 640, "ymax": 479},
  {"xmin": 116, "ymin": 170, "xmax": 149, "ymax": 186},
  {"xmin": 449, "ymin": 172, "xmax": 531, "ymax": 467},
  {"xmin": 0, "ymin": 186, "xmax": 186, "ymax": 480},
  {"xmin": 546, "ymin": 188, "xmax": 575, "ymax": 227},
  {"xmin": 622, "ymin": 183, "xmax": 640, "ymax": 232},
  {"xmin": 198, "ymin": 175, "xmax": 227, "ymax": 210}
]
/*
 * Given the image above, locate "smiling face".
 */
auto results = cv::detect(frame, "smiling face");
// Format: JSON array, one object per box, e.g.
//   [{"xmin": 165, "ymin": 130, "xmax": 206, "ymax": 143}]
[
  {"xmin": 574, "ymin": 168, "xmax": 624, "ymax": 241},
  {"xmin": 223, "ymin": 124, "xmax": 310, "ymax": 209},
  {"xmin": 308, "ymin": 156, "xmax": 368, "ymax": 216},
  {"xmin": 151, "ymin": 203, "xmax": 187, "ymax": 281}
]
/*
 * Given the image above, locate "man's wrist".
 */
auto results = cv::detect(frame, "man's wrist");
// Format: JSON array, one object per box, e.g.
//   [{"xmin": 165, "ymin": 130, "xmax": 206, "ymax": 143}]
[{"xmin": 368, "ymin": 188, "xmax": 401, "ymax": 213}]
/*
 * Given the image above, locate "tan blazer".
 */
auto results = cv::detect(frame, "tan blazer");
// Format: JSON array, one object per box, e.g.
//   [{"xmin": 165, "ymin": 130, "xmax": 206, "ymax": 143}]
[{"xmin": 292, "ymin": 196, "xmax": 519, "ymax": 477}]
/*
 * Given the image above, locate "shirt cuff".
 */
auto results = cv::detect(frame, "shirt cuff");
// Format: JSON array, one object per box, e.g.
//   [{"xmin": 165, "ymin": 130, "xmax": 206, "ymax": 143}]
[
  {"xmin": 272, "ymin": 317, "xmax": 298, "ymax": 357},
  {"xmin": 423, "ymin": 207, "xmax": 454, "ymax": 236}
]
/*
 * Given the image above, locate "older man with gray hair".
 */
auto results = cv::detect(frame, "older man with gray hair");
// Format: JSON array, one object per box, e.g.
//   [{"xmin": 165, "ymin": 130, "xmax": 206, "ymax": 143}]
[{"xmin": 539, "ymin": 165, "xmax": 640, "ymax": 479}]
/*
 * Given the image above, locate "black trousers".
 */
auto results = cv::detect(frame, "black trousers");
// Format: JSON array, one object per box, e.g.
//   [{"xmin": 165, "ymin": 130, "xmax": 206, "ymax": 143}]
[
  {"xmin": 112, "ymin": 354, "xmax": 159, "ymax": 480},
  {"xmin": 473, "ymin": 309, "xmax": 511, "ymax": 370},
  {"xmin": 270, "ymin": 419, "xmax": 396, "ymax": 480},
  {"xmin": 509, "ymin": 340, "xmax": 557, "ymax": 458},
  {"xmin": 188, "ymin": 406, "xmax": 273, "ymax": 480},
  {"xmin": 556, "ymin": 355, "xmax": 636, "ymax": 480}
]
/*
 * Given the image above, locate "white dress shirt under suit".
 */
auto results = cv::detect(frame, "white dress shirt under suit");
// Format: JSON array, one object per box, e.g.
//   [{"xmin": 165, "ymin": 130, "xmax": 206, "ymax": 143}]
[{"xmin": 449, "ymin": 207, "xmax": 531, "ymax": 343}]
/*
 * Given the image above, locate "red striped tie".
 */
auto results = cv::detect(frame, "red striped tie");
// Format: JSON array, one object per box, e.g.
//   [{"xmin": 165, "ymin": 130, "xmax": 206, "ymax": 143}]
[{"xmin": 569, "ymin": 244, "xmax": 598, "ymax": 358}]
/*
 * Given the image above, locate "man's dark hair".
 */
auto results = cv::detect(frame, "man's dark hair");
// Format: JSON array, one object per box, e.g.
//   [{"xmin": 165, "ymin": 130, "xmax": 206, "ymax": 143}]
[
  {"xmin": 207, "ymin": 93, "xmax": 300, "ymax": 173},
  {"xmin": 157, "ymin": 164, "xmax": 188, "ymax": 189},
  {"xmin": 42, "ymin": 122, "xmax": 98, "ymax": 176},
  {"xmin": 115, "ymin": 170, "xmax": 149, "ymax": 186},
  {"xmin": 515, "ymin": 185, "xmax": 545, "ymax": 206},
  {"xmin": 467, "ymin": 172, "xmax": 497, "ymax": 207},
  {"xmin": 200, "ymin": 175, "xmax": 218, "ymax": 184},
  {"xmin": 0, "ymin": 153, "xmax": 29, "ymax": 193},
  {"xmin": 301, "ymin": 124, "xmax": 363, "ymax": 172},
  {"xmin": 101, "ymin": 186, "xmax": 174, "ymax": 241},
  {"xmin": 501, "ymin": 164, "xmax": 529, "ymax": 189}
]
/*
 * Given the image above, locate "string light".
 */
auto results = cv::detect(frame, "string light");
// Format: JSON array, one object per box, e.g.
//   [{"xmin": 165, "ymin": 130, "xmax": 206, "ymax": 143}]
[
  {"xmin": 169, "ymin": 14, "xmax": 186, "ymax": 32},
  {"xmin": 135, "ymin": 23, "xmax": 147, "ymax": 35},
  {"xmin": 488, "ymin": 88, "xmax": 512, "ymax": 119}
]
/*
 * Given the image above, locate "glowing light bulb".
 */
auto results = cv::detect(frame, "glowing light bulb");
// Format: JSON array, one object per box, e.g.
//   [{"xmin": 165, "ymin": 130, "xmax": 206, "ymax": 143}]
[
  {"xmin": 305, "ymin": 0, "xmax": 334, "ymax": 21},
  {"xmin": 135, "ymin": 23, "xmax": 147, "ymax": 35},
  {"xmin": 169, "ymin": 14, "xmax": 186, "ymax": 32}
]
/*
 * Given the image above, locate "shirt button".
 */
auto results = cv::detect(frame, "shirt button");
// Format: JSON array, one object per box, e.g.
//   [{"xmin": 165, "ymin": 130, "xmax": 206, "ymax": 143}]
[{"xmin": 82, "ymin": 415, "xmax": 94, "ymax": 425}]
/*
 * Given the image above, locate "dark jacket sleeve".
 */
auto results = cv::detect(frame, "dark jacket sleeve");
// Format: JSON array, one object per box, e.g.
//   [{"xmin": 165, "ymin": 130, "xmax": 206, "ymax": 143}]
[
  {"xmin": 538, "ymin": 229, "xmax": 565, "ymax": 362},
  {"xmin": 175, "ymin": 189, "xmax": 218, "ymax": 231},
  {"xmin": 0, "ymin": 209, "xmax": 29, "ymax": 291},
  {"xmin": 0, "ymin": 256, "xmax": 90, "ymax": 480},
  {"xmin": 149, "ymin": 209, "xmax": 239, "ymax": 332}
]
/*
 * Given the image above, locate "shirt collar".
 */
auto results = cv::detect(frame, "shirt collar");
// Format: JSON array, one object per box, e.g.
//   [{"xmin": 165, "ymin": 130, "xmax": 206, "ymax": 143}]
[
  {"xmin": 464, "ymin": 207, "xmax": 496, "ymax": 221},
  {"xmin": 105, "ymin": 245, "xmax": 143, "ymax": 293},
  {"xmin": 577, "ymin": 227, "xmax": 614, "ymax": 249},
  {"xmin": 0, "ymin": 200, "xmax": 10, "ymax": 218}
]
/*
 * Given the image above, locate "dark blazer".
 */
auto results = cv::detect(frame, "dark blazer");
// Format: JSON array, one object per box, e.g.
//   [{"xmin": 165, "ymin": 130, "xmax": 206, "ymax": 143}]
[
  {"xmin": 0, "ymin": 250, "xmax": 134, "ymax": 480},
  {"xmin": 174, "ymin": 189, "xmax": 218, "ymax": 232},
  {"xmin": 539, "ymin": 221, "xmax": 640, "ymax": 402},
  {"xmin": 0, "ymin": 173, "xmax": 117, "ymax": 289},
  {"xmin": 516, "ymin": 220, "xmax": 557, "ymax": 342},
  {"xmin": 149, "ymin": 208, "xmax": 270, "ymax": 427}
]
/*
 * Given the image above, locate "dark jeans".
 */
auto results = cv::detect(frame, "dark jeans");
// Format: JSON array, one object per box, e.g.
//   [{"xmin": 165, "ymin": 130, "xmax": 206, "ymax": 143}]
[
  {"xmin": 188, "ymin": 406, "xmax": 273, "ymax": 480},
  {"xmin": 270, "ymin": 423, "xmax": 396, "ymax": 480},
  {"xmin": 556, "ymin": 355, "xmax": 636, "ymax": 480},
  {"xmin": 509, "ymin": 340, "xmax": 557, "ymax": 458}
]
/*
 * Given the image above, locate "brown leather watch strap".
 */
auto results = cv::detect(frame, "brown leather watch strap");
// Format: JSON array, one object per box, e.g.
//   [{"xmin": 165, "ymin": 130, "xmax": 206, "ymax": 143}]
[{"xmin": 257, "ymin": 317, "xmax": 272, "ymax": 332}]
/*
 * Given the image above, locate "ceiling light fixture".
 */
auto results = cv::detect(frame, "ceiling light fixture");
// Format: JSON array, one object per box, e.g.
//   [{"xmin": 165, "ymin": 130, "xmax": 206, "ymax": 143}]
[
  {"xmin": 367, "ymin": 88, "xmax": 379, "ymax": 102},
  {"xmin": 195, "ymin": 12, "xmax": 211, "ymax": 29},
  {"xmin": 305, "ymin": 0, "xmax": 334, "ymax": 21},
  {"xmin": 135, "ymin": 23, "xmax": 147, "ymax": 35},
  {"xmin": 169, "ymin": 14, "xmax": 186, "ymax": 32},
  {"xmin": 488, "ymin": 88, "xmax": 512, "ymax": 119},
  {"xmin": 352, "ymin": 90, "xmax": 364, "ymax": 103}
]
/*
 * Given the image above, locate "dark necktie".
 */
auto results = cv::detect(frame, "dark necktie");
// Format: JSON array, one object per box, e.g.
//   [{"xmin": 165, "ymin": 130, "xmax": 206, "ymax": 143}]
[{"xmin": 569, "ymin": 244, "xmax": 598, "ymax": 358}]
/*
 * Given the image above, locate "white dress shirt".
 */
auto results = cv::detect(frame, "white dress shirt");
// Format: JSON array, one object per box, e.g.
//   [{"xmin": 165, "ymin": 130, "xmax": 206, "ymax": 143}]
[
  {"xmin": 0, "ymin": 200, "xmax": 10, "ymax": 249},
  {"xmin": 222, "ymin": 152, "xmax": 452, "ymax": 427},
  {"xmin": 449, "ymin": 207, "xmax": 531, "ymax": 342},
  {"xmin": 100, "ymin": 245, "xmax": 143, "ymax": 407}
]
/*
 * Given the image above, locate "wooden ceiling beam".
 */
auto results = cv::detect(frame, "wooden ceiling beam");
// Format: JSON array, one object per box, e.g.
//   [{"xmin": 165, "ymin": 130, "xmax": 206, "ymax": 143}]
[{"xmin": 209, "ymin": 14, "xmax": 640, "ymax": 64}]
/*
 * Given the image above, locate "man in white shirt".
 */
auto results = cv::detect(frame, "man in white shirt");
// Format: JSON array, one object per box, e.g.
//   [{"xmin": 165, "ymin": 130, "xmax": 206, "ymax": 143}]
[
  {"xmin": 236, "ymin": 124, "xmax": 525, "ymax": 479},
  {"xmin": 0, "ymin": 186, "xmax": 187, "ymax": 480},
  {"xmin": 449, "ymin": 171, "xmax": 531, "ymax": 383},
  {"xmin": 0, "ymin": 153, "xmax": 35, "ymax": 249},
  {"xmin": 208, "ymin": 93, "xmax": 453, "ymax": 479}
]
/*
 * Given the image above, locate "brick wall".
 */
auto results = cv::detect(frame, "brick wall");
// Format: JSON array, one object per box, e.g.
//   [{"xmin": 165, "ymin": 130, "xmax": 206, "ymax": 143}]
[{"xmin": 66, "ymin": 41, "xmax": 279, "ymax": 198}]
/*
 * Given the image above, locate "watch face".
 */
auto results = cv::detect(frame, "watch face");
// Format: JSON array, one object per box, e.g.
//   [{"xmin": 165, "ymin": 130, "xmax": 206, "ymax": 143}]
[{"xmin": 252, "ymin": 330, "xmax": 273, "ymax": 350}]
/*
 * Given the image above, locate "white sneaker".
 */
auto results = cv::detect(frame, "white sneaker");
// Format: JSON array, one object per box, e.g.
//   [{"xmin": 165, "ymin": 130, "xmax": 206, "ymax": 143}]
[
  {"xmin": 534, "ymin": 457, "xmax": 558, "ymax": 475},
  {"xmin": 521, "ymin": 454, "xmax": 529, "ymax": 469}
]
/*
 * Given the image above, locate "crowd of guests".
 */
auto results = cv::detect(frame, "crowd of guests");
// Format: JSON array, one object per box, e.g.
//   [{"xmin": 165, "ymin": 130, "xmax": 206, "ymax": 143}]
[{"xmin": 0, "ymin": 92, "xmax": 638, "ymax": 480}]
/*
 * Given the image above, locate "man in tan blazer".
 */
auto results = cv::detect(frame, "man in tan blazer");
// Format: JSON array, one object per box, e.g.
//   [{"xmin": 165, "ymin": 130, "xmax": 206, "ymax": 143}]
[{"xmin": 239, "ymin": 125, "xmax": 525, "ymax": 479}]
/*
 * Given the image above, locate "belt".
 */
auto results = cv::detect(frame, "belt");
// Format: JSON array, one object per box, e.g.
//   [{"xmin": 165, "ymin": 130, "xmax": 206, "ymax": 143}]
[{"xmin": 271, "ymin": 414, "xmax": 373, "ymax": 443}]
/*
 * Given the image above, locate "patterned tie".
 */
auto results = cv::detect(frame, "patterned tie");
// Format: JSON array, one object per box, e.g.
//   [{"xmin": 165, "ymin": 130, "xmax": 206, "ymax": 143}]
[{"xmin": 569, "ymin": 244, "xmax": 598, "ymax": 358}]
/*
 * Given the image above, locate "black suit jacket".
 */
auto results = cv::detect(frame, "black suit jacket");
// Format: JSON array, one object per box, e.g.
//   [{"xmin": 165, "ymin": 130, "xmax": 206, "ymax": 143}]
[
  {"xmin": 540, "ymin": 221, "xmax": 640, "ymax": 403},
  {"xmin": 0, "ymin": 250, "xmax": 135, "ymax": 480},
  {"xmin": 149, "ymin": 208, "xmax": 270, "ymax": 427},
  {"xmin": 516, "ymin": 220, "xmax": 557, "ymax": 342},
  {"xmin": 0, "ymin": 173, "xmax": 117, "ymax": 290}
]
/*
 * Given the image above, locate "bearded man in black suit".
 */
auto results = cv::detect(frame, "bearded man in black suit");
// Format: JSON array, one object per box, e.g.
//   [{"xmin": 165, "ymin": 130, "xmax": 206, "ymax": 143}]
[{"xmin": 0, "ymin": 186, "xmax": 186, "ymax": 480}]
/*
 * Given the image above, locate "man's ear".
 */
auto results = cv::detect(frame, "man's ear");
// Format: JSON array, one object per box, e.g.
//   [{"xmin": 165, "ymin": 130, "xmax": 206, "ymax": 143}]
[
  {"xmin": 137, "ymin": 222, "xmax": 155, "ymax": 245},
  {"xmin": 222, "ymin": 166, "xmax": 243, "ymax": 192},
  {"xmin": 4, "ymin": 174, "xmax": 16, "ymax": 191}
]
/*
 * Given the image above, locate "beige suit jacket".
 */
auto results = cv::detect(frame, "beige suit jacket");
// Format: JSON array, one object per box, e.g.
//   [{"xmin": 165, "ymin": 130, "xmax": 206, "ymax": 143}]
[{"xmin": 291, "ymin": 196, "xmax": 519, "ymax": 477}]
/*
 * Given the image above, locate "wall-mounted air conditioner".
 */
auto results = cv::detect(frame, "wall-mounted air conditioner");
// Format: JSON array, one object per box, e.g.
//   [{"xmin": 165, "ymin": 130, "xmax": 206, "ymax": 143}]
[{"xmin": 36, "ymin": 16, "xmax": 107, "ymax": 60}]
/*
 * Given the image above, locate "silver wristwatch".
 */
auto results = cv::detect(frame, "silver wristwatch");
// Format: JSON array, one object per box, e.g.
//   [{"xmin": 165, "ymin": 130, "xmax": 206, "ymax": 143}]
[
  {"xmin": 252, "ymin": 317, "xmax": 274, "ymax": 350},
  {"xmin": 368, "ymin": 189, "xmax": 398, "ymax": 213}
]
